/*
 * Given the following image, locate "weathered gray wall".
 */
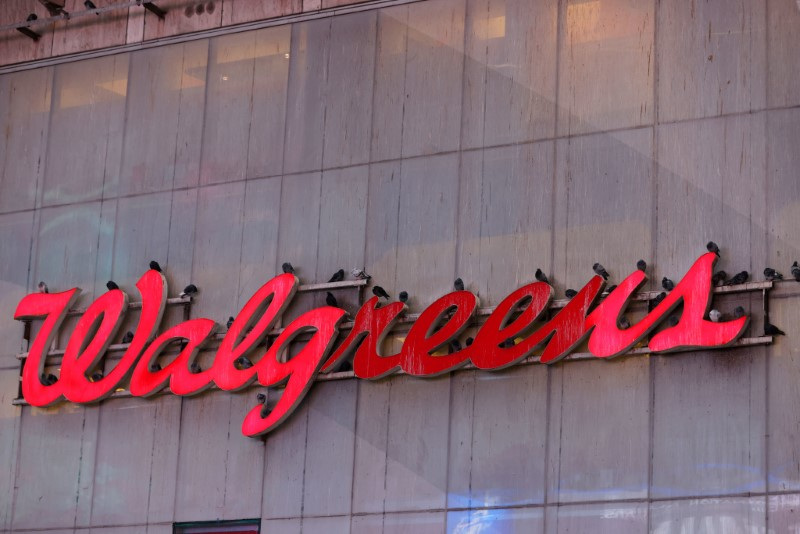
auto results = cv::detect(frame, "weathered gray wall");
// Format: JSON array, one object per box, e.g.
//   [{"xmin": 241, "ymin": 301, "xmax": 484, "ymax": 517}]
[{"xmin": 1, "ymin": 0, "xmax": 799, "ymax": 532}]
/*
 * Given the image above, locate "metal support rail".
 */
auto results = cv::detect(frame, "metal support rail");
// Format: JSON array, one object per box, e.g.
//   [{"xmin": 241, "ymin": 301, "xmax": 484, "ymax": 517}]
[{"xmin": 10, "ymin": 279, "xmax": 776, "ymax": 405}]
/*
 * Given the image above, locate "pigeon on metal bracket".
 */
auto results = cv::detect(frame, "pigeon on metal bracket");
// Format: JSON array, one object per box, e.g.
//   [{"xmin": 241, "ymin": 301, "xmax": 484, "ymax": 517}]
[
  {"xmin": 725, "ymin": 271, "xmax": 749, "ymax": 286},
  {"xmin": 764, "ymin": 267, "xmax": 783, "ymax": 281},
  {"xmin": 351, "ymin": 268, "xmax": 371, "ymax": 280},
  {"xmin": 328, "ymin": 269, "xmax": 345, "ymax": 283},
  {"xmin": 765, "ymin": 320, "xmax": 785, "ymax": 337},
  {"xmin": 792, "ymin": 261, "xmax": 800, "ymax": 281},
  {"xmin": 180, "ymin": 284, "xmax": 198, "ymax": 297},
  {"xmin": 712, "ymin": 270, "xmax": 728, "ymax": 287}
]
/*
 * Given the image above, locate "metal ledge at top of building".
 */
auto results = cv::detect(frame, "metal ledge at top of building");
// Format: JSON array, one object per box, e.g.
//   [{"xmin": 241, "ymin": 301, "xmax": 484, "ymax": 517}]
[{"xmin": 0, "ymin": 1, "xmax": 165, "ymax": 34}]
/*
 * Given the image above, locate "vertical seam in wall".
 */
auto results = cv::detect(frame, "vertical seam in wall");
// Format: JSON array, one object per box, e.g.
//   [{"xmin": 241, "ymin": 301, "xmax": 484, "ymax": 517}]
[
  {"xmin": 647, "ymin": 0, "xmax": 660, "ymax": 530},
  {"xmin": 314, "ymin": 20, "xmax": 333, "ymax": 284},
  {"xmin": 72, "ymin": 408, "xmax": 88, "ymax": 529},
  {"xmin": 398, "ymin": 6, "xmax": 409, "ymax": 162},
  {"xmin": 382, "ymin": 380, "xmax": 393, "ymax": 529},
  {"xmin": 544, "ymin": 2, "xmax": 565, "ymax": 528},
  {"xmin": 350, "ymin": 10, "xmax": 380, "ymax": 524},
  {"xmin": 763, "ymin": 0, "xmax": 771, "ymax": 525},
  {"xmin": 243, "ymin": 31, "xmax": 260, "ymax": 183}
]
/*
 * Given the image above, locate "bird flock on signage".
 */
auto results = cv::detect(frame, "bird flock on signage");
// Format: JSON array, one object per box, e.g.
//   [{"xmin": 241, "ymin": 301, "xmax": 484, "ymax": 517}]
[{"xmin": 33, "ymin": 242, "xmax": 791, "ymax": 401}]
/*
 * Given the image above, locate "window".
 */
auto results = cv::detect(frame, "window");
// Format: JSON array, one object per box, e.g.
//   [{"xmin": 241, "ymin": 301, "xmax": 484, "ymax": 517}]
[{"xmin": 174, "ymin": 519, "xmax": 260, "ymax": 534}]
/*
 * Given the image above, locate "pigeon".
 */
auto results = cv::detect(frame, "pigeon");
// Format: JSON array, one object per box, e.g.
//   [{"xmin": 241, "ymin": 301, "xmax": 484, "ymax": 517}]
[
  {"xmin": 765, "ymin": 320, "xmax": 785, "ymax": 336},
  {"xmin": 351, "ymin": 268, "xmax": 371, "ymax": 280},
  {"xmin": 662, "ymin": 277, "xmax": 675, "ymax": 291},
  {"xmin": 725, "ymin": 271, "xmax": 749, "ymax": 286},
  {"xmin": 39, "ymin": 0, "xmax": 68, "ymax": 16},
  {"xmin": 667, "ymin": 315, "xmax": 679, "ymax": 327},
  {"xmin": 190, "ymin": 362, "xmax": 202, "ymax": 374},
  {"xmin": 149, "ymin": 362, "xmax": 161, "ymax": 372},
  {"xmin": 372, "ymin": 285, "xmax": 390, "ymax": 300},
  {"xmin": 618, "ymin": 316, "xmax": 630, "ymax": 329},
  {"xmin": 84, "ymin": 0, "xmax": 97, "ymax": 10},
  {"xmin": 27, "ymin": 13, "xmax": 38, "ymax": 21},
  {"xmin": 706, "ymin": 241, "xmax": 721, "ymax": 256},
  {"xmin": 448, "ymin": 339, "xmax": 462, "ymax": 353},
  {"xmin": 709, "ymin": 309, "xmax": 722, "ymax": 323},
  {"xmin": 106, "ymin": 280, "xmax": 119, "ymax": 291},
  {"xmin": 792, "ymin": 261, "xmax": 800, "ymax": 281},
  {"xmin": 606, "ymin": 285, "xmax": 617, "ymax": 293},
  {"xmin": 328, "ymin": 269, "xmax": 345, "ymax": 283},
  {"xmin": 593, "ymin": 263, "xmax": 610, "ymax": 280},
  {"xmin": 325, "ymin": 292, "xmax": 339, "ymax": 307},
  {"xmin": 226, "ymin": 316, "xmax": 234, "ymax": 329},
  {"xmin": 260, "ymin": 404, "xmax": 271, "ymax": 418},
  {"xmin": 465, "ymin": 337, "xmax": 474, "ymax": 347},
  {"xmin": 41, "ymin": 373, "xmax": 57, "ymax": 385},
  {"xmin": 733, "ymin": 306, "xmax": 746, "ymax": 319},
  {"xmin": 653, "ymin": 292, "xmax": 667, "ymax": 305},
  {"xmin": 565, "ymin": 289, "xmax": 577, "ymax": 298},
  {"xmin": 281, "ymin": 262, "xmax": 295, "ymax": 274},
  {"xmin": 90, "ymin": 371, "xmax": 103, "ymax": 382},
  {"xmin": 37, "ymin": 281, "xmax": 48, "ymax": 293},
  {"xmin": 535, "ymin": 269, "xmax": 549, "ymax": 284},
  {"xmin": 256, "ymin": 392, "xmax": 267, "ymax": 404},
  {"xmin": 712, "ymin": 270, "xmax": 728, "ymax": 287},
  {"xmin": 338, "ymin": 359, "xmax": 353, "ymax": 372},
  {"xmin": 149, "ymin": 260, "xmax": 162, "ymax": 272},
  {"xmin": 180, "ymin": 284, "xmax": 198, "ymax": 297},
  {"xmin": 764, "ymin": 268, "xmax": 783, "ymax": 281},
  {"xmin": 398, "ymin": 291, "xmax": 409, "ymax": 303},
  {"xmin": 121, "ymin": 331, "xmax": 134, "ymax": 344},
  {"xmin": 234, "ymin": 356, "xmax": 253, "ymax": 370},
  {"xmin": 454, "ymin": 278, "xmax": 465, "ymax": 291},
  {"xmin": 636, "ymin": 259, "xmax": 647, "ymax": 272}
]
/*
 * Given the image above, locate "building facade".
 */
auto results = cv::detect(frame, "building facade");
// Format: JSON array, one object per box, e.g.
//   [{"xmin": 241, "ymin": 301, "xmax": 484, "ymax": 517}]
[{"xmin": 1, "ymin": 0, "xmax": 800, "ymax": 532}]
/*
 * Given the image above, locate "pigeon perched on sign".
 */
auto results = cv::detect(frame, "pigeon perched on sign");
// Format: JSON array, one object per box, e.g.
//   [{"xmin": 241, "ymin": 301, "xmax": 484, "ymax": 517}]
[
  {"xmin": 398, "ymin": 291, "xmax": 409, "ymax": 303},
  {"xmin": 282, "ymin": 262, "xmax": 295, "ymax": 274},
  {"xmin": 706, "ymin": 241, "xmax": 720, "ymax": 256},
  {"xmin": 535, "ymin": 269, "xmax": 549, "ymax": 284},
  {"xmin": 662, "ymin": 277, "xmax": 675, "ymax": 291},
  {"xmin": 565, "ymin": 289, "xmax": 577, "ymax": 298},
  {"xmin": 454, "ymin": 278, "xmax": 465, "ymax": 291},
  {"xmin": 326, "ymin": 292, "xmax": 339, "ymax": 307},
  {"xmin": 593, "ymin": 263, "xmax": 609, "ymax": 280},
  {"xmin": 149, "ymin": 260, "xmax": 162, "ymax": 272},
  {"xmin": 733, "ymin": 306, "xmax": 746, "ymax": 319},
  {"xmin": 372, "ymin": 285, "xmax": 390, "ymax": 300},
  {"xmin": 709, "ymin": 309, "xmax": 722, "ymax": 323},
  {"xmin": 792, "ymin": 261, "xmax": 800, "ymax": 281},
  {"xmin": 636, "ymin": 259, "xmax": 647, "ymax": 272},
  {"xmin": 38, "ymin": 281, "xmax": 48, "ymax": 293},
  {"xmin": 121, "ymin": 331, "xmax": 134, "ymax": 344},
  {"xmin": 712, "ymin": 270, "xmax": 728, "ymax": 286}
]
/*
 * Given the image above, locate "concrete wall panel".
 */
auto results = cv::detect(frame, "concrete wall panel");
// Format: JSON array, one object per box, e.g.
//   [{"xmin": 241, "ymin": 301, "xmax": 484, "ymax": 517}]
[
  {"xmin": 0, "ymin": 68, "xmax": 51, "ymax": 214},
  {"xmin": 657, "ymin": 0, "xmax": 766, "ymax": 122},
  {"xmin": 323, "ymin": 11, "xmax": 376, "ymax": 169},
  {"xmin": 43, "ymin": 55, "xmax": 128, "ymax": 206},
  {"xmin": 461, "ymin": 0, "xmax": 557, "ymax": 149},
  {"xmin": 351, "ymin": 379, "xmax": 391, "ymax": 515},
  {"xmin": 0, "ymin": 210, "xmax": 34, "ymax": 368},
  {"xmin": 556, "ymin": 0, "xmax": 653, "ymax": 135},
  {"xmin": 555, "ymin": 502, "xmax": 647, "ymax": 533},
  {"xmin": 401, "ymin": 0, "xmax": 465, "ymax": 158},
  {"xmin": 283, "ymin": 20, "xmax": 331, "ymax": 175},
  {"xmin": 650, "ymin": 497, "xmax": 765, "ymax": 532}
]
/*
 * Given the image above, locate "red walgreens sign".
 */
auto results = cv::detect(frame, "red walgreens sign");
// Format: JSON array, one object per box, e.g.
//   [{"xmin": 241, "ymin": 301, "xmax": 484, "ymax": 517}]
[{"xmin": 15, "ymin": 252, "xmax": 747, "ymax": 437}]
